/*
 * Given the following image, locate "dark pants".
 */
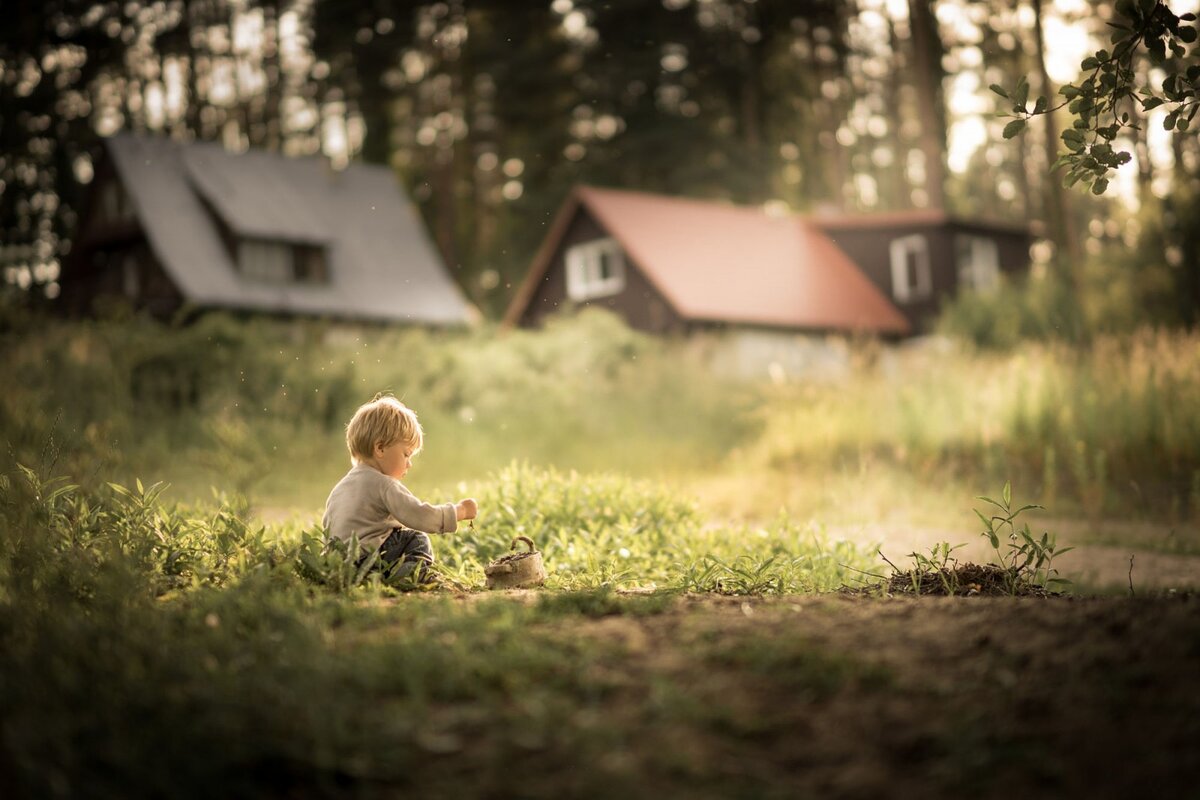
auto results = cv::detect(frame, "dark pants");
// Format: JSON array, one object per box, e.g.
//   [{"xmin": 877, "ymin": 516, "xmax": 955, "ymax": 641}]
[{"xmin": 361, "ymin": 528, "xmax": 435, "ymax": 583}]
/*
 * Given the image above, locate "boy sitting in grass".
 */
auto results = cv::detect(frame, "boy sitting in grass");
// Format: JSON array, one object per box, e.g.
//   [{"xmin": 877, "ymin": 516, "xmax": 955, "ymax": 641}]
[{"xmin": 323, "ymin": 393, "xmax": 477, "ymax": 584}]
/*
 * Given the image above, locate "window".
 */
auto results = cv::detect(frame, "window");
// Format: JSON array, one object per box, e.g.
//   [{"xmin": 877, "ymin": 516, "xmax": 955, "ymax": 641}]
[
  {"xmin": 237, "ymin": 239, "xmax": 329, "ymax": 285},
  {"xmin": 956, "ymin": 234, "xmax": 1000, "ymax": 293},
  {"xmin": 293, "ymin": 245, "xmax": 329, "ymax": 284},
  {"xmin": 565, "ymin": 237, "xmax": 626, "ymax": 301},
  {"xmin": 98, "ymin": 180, "xmax": 134, "ymax": 223},
  {"xmin": 889, "ymin": 234, "xmax": 931, "ymax": 303}
]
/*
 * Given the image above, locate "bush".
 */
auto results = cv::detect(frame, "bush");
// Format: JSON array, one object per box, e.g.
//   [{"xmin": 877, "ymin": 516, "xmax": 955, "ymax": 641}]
[{"xmin": 936, "ymin": 268, "xmax": 1088, "ymax": 349}]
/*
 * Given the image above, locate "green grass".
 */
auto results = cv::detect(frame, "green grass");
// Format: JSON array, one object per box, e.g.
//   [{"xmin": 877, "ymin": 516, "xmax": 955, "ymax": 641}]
[
  {"xmin": 0, "ymin": 464, "xmax": 879, "ymax": 798},
  {"xmin": 4, "ymin": 309, "xmax": 1197, "ymax": 528},
  {"xmin": 746, "ymin": 328, "xmax": 1200, "ymax": 522},
  {"xmin": 2, "ymin": 310, "xmax": 1198, "ymax": 797}
]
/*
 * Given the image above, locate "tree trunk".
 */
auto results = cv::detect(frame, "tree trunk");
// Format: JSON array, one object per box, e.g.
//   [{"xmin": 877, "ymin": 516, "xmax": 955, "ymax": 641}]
[
  {"xmin": 887, "ymin": 14, "xmax": 913, "ymax": 209},
  {"xmin": 1130, "ymin": 54, "xmax": 1156, "ymax": 206},
  {"xmin": 1031, "ymin": 0, "xmax": 1082, "ymax": 274},
  {"xmin": 906, "ymin": 0, "xmax": 947, "ymax": 210}
]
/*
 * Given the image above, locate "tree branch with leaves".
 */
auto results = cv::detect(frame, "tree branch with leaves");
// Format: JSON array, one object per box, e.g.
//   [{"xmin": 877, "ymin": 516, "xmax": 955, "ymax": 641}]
[{"xmin": 994, "ymin": 0, "xmax": 1197, "ymax": 195}]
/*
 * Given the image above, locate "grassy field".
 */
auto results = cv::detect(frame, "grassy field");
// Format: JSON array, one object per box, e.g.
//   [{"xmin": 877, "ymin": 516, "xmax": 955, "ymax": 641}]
[
  {"xmin": 2, "ymin": 464, "xmax": 1198, "ymax": 798},
  {"xmin": 3, "ymin": 308, "xmax": 1197, "ymax": 572},
  {"xmin": 2, "ymin": 309, "xmax": 1199, "ymax": 797}
]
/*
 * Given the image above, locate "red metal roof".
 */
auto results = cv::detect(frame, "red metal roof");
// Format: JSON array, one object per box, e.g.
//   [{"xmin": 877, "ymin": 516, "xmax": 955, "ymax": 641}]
[{"xmin": 507, "ymin": 186, "xmax": 909, "ymax": 334}]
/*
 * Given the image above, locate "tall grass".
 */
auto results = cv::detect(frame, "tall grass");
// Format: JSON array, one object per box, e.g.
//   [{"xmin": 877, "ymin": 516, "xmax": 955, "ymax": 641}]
[
  {"xmin": 751, "ymin": 329, "xmax": 1200, "ymax": 519},
  {"xmin": 1, "ymin": 307, "xmax": 1197, "ymax": 521},
  {"xmin": 0, "ymin": 309, "xmax": 758, "ymax": 506}
]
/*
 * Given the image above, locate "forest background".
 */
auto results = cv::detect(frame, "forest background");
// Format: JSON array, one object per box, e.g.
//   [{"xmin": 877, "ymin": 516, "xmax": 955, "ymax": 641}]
[{"xmin": 2, "ymin": 0, "xmax": 1199, "ymax": 323}]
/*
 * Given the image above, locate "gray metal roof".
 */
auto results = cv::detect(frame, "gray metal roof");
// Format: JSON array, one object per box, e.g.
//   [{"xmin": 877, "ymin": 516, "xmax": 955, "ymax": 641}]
[{"xmin": 104, "ymin": 133, "xmax": 473, "ymax": 325}]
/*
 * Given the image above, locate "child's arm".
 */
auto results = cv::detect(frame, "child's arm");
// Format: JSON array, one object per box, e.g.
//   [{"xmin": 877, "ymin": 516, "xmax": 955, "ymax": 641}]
[{"xmin": 381, "ymin": 480, "xmax": 464, "ymax": 534}]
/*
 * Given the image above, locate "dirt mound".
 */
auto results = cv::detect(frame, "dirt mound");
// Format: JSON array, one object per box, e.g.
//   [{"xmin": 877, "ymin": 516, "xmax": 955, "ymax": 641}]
[{"xmin": 857, "ymin": 562, "xmax": 1062, "ymax": 597}]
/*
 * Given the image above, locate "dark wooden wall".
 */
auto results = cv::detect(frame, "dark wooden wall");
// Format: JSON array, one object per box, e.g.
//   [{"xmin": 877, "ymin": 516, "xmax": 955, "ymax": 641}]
[
  {"xmin": 59, "ymin": 159, "xmax": 184, "ymax": 318},
  {"xmin": 819, "ymin": 221, "xmax": 1031, "ymax": 331},
  {"xmin": 518, "ymin": 209, "xmax": 685, "ymax": 334}
]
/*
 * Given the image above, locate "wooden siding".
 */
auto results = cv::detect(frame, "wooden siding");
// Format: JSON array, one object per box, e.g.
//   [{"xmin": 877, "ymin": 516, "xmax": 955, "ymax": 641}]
[
  {"xmin": 61, "ymin": 162, "xmax": 184, "ymax": 318},
  {"xmin": 819, "ymin": 222, "xmax": 1031, "ymax": 331},
  {"xmin": 518, "ymin": 209, "xmax": 685, "ymax": 333}
]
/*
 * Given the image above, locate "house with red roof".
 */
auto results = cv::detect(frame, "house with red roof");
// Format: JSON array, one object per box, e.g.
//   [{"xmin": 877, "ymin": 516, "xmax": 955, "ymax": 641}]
[
  {"xmin": 503, "ymin": 186, "xmax": 1033, "ymax": 338},
  {"xmin": 812, "ymin": 208, "xmax": 1035, "ymax": 330}
]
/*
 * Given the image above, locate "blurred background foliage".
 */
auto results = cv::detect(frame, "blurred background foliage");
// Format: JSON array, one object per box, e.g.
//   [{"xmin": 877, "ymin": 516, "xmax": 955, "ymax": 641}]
[
  {"xmin": 1, "ymin": 0, "xmax": 1198, "ymax": 530},
  {"xmin": 1, "ymin": 0, "xmax": 1197, "ymax": 319},
  {"xmin": 2, "ymin": 306, "xmax": 1197, "ymax": 526}
]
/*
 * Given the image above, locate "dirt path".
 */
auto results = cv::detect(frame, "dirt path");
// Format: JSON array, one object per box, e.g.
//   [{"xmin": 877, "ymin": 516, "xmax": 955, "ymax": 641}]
[{"xmin": 387, "ymin": 591, "xmax": 1200, "ymax": 799}]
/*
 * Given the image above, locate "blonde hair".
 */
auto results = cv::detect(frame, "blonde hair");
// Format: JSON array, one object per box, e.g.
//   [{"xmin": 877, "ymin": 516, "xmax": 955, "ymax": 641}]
[{"xmin": 345, "ymin": 394, "xmax": 423, "ymax": 464}]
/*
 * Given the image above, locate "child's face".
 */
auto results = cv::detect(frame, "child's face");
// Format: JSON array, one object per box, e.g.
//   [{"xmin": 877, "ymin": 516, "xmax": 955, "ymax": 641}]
[{"xmin": 374, "ymin": 440, "xmax": 415, "ymax": 480}]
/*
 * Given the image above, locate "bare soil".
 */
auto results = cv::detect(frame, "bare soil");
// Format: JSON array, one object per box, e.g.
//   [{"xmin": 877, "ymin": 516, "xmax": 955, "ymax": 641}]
[{"xmin": 411, "ymin": 591, "xmax": 1200, "ymax": 800}]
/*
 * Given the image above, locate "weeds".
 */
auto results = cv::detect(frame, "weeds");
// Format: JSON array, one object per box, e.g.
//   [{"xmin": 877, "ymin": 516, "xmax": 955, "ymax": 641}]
[
  {"xmin": 900, "ymin": 542, "xmax": 968, "ymax": 595},
  {"xmin": 976, "ymin": 481, "xmax": 1073, "ymax": 593},
  {"xmin": 878, "ymin": 482, "xmax": 1073, "ymax": 597}
]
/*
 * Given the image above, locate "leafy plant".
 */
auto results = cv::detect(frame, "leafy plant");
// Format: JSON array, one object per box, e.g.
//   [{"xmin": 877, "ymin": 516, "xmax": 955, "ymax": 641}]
[
  {"xmin": 975, "ymin": 481, "xmax": 1074, "ymax": 593},
  {"xmin": 293, "ymin": 531, "xmax": 381, "ymax": 593},
  {"xmin": 995, "ymin": 0, "xmax": 1198, "ymax": 193}
]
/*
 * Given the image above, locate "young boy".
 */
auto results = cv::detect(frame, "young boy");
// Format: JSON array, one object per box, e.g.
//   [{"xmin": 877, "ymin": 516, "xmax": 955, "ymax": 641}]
[{"xmin": 323, "ymin": 394, "xmax": 477, "ymax": 583}]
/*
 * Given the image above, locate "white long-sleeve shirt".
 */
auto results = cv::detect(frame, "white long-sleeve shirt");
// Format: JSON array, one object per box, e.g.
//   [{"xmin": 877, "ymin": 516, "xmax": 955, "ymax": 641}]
[{"xmin": 322, "ymin": 463, "xmax": 457, "ymax": 552}]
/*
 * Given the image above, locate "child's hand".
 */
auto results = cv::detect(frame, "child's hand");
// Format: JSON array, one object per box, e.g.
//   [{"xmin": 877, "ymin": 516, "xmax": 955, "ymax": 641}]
[{"xmin": 456, "ymin": 498, "xmax": 478, "ymax": 521}]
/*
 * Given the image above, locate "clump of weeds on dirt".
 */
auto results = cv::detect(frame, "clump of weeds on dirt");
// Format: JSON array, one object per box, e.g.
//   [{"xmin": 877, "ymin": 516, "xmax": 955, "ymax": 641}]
[
  {"xmin": 976, "ymin": 480, "xmax": 1073, "ymax": 593},
  {"xmin": 880, "ymin": 481, "xmax": 1073, "ymax": 597},
  {"xmin": 897, "ymin": 541, "xmax": 968, "ymax": 595}
]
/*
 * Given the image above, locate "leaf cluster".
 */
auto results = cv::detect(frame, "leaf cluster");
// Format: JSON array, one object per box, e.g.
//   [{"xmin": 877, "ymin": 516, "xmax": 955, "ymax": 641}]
[
  {"xmin": 994, "ymin": 0, "xmax": 1197, "ymax": 194},
  {"xmin": 975, "ymin": 481, "xmax": 1073, "ymax": 593}
]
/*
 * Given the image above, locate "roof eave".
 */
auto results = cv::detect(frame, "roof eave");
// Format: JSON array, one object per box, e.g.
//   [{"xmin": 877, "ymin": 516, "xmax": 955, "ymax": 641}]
[
  {"xmin": 682, "ymin": 311, "xmax": 910, "ymax": 336},
  {"xmin": 501, "ymin": 188, "xmax": 587, "ymax": 327}
]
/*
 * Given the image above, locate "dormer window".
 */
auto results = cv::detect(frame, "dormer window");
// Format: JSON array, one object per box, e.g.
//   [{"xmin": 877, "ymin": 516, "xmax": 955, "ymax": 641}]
[
  {"xmin": 565, "ymin": 237, "xmax": 626, "ymax": 301},
  {"xmin": 237, "ymin": 239, "xmax": 328, "ymax": 285},
  {"xmin": 889, "ymin": 234, "xmax": 931, "ymax": 303}
]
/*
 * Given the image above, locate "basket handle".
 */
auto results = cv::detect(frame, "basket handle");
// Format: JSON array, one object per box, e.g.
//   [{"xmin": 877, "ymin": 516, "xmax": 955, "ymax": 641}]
[{"xmin": 510, "ymin": 535, "xmax": 536, "ymax": 553}]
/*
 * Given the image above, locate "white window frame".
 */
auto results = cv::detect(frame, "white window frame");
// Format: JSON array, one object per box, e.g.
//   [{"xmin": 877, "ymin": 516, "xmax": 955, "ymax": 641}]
[
  {"xmin": 565, "ymin": 237, "xmax": 626, "ymax": 302},
  {"xmin": 889, "ymin": 234, "xmax": 932, "ymax": 303},
  {"xmin": 956, "ymin": 234, "xmax": 1000, "ymax": 293}
]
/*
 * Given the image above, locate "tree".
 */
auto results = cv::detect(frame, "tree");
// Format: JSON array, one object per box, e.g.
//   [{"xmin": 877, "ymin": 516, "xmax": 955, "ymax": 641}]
[
  {"xmin": 995, "ymin": 0, "xmax": 1198, "ymax": 194},
  {"xmin": 1030, "ymin": 0, "xmax": 1081, "ymax": 266},
  {"xmin": 907, "ymin": 0, "xmax": 948, "ymax": 209}
]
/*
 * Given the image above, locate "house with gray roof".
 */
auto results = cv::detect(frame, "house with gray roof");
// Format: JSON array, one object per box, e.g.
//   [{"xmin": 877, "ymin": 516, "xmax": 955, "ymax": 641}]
[{"xmin": 61, "ymin": 134, "xmax": 474, "ymax": 325}]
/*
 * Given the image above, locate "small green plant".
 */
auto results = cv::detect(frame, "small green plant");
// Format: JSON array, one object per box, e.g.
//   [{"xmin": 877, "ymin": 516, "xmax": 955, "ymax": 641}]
[
  {"xmin": 904, "ymin": 541, "xmax": 967, "ymax": 595},
  {"xmin": 293, "ymin": 531, "xmax": 383, "ymax": 593},
  {"xmin": 975, "ymin": 481, "xmax": 1074, "ymax": 593},
  {"xmin": 676, "ymin": 554, "xmax": 787, "ymax": 595},
  {"xmin": 675, "ymin": 553, "xmax": 829, "ymax": 595}
]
